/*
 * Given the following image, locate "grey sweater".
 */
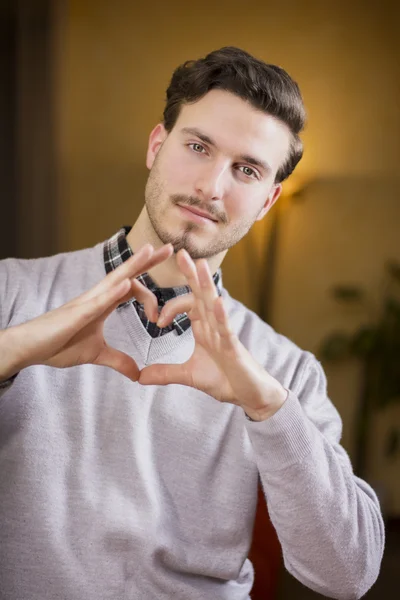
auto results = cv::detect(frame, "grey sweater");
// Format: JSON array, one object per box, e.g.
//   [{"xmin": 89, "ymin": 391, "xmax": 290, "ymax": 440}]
[{"xmin": 0, "ymin": 241, "xmax": 384, "ymax": 600}]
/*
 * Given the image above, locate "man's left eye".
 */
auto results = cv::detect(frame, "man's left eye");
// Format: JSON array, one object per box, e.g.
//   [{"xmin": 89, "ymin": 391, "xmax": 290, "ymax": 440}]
[
  {"xmin": 239, "ymin": 166, "xmax": 257, "ymax": 178},
  {"xmin": 189, "ymin": 143, "xmax": 205, "ymax": 153}
]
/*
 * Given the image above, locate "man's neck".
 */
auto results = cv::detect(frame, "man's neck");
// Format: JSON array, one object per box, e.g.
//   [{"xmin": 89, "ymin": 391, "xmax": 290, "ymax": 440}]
[{"xmin": 126, "ymin": 208, "xmax": 225, "ymax": 288}]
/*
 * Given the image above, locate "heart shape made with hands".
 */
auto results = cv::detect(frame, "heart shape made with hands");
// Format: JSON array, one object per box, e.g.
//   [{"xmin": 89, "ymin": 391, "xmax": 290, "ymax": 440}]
[{"xmin": 137, "ymin": 249, "xmax": 287, "ymax": 422}]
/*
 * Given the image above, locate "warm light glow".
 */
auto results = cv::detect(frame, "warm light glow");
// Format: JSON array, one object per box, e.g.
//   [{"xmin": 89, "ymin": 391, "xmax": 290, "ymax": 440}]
[{"xmin": 281, "ymin": 175, "xmax": 308, "ymax": 199}]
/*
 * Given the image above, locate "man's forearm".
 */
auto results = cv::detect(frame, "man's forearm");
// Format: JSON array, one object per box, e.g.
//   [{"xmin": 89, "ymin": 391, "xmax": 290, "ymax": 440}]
[
  {"xmin": 0, "ymin": 327, "xmax": 24, "ymax": 382},
  {"xmin": 246, "ymin": 391, "xmax": 384, "ymax": 599}
]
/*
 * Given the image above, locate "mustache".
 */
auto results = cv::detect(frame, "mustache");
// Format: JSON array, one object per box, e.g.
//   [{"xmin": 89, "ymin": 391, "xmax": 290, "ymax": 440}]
[{"xmin": 170, "ymin": 194, "xmax": 227, "ymax": 224}]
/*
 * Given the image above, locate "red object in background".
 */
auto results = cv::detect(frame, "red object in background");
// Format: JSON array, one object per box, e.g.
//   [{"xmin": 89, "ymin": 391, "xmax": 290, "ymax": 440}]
[{"xmin": 248, "ymin": 482, "xmax": 282, "ymax": 599}]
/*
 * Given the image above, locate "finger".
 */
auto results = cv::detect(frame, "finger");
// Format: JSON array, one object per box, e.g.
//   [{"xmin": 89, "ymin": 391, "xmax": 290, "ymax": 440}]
[
  {"xmin": 92, "ymin": 277, "xmax": 158, "ymax": 326},
  {"xmin": 139, "ymin": 363, "xmax": 191, "ymax": 387},
  {"xmin": 175, "ymin": 249, "xmax": 202, "ymax": 297},
  {"xmin": 100, "ymin": 278, "xmax": 159, "ymax": 323},
  {"xmin": 18, "ymin": 279, "xmax": 132, "ymax": 367},
  {"xmin": 196, "ymin": 260, "xmax": 219, "ymax": 331},
  {"xmin": 94, "ymin": 345, "xmax": 140, "ymax": 382},
  {"xmin": 176, "ymin": 250, "xmax": 208, "ymax": 323},
  {"xmin": 139, "ymin": 243, "xmax": 174, "ymax": 273},
  {"xmin": 77, "ymin": 278, "xmax": 132, "ymax": 326},
  {"xmin": 196, "ymin": 260, "xmax": 218, "ymax": 303},
  {"xmin": 129, "ymin": 279, "xmax": 159, "ymax": 322},
  {"xmin": 94, "ymin": 278, "xmax": 137, "ymax": 324},
  {"xmin": 214, "ymin": 296, "xmax": 237, "ymax": 352},
  {"xmin": 81, "ymin": 243, "xmax": 174, "ymax": 303},
  {"xmin": 81, "ymin": 244, "xmax": 154, "ymax": 302},
  {"xmin": 156, "ymin": 294, "xmax": 195, "ymax": 328}
]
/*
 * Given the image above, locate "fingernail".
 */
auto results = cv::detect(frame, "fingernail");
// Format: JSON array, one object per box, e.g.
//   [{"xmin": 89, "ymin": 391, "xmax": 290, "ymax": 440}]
[{"xmin": 157, "ymin": 316, "xmax": 165, "ymax": 328}]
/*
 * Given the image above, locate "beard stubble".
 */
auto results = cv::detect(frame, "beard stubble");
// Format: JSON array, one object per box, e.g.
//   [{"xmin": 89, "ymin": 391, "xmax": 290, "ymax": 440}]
[{"xmin": 144, "ymin": 154, "xmax": 260, "ymax": 259}]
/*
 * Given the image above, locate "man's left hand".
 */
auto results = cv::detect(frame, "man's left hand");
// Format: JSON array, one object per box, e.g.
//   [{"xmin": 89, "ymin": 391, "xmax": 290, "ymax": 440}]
[{"xmin": 138, "ymin": 249, "xmax": 287, "ymax": 421}]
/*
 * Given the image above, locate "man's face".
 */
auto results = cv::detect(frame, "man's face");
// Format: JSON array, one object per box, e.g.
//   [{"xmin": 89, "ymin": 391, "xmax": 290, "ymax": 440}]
[{"xmin": 144, "ymin": 89, "xmax": 291, "ymax": 259}]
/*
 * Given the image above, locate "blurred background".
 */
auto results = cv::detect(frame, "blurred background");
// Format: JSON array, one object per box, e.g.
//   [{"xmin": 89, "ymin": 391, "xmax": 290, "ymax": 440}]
[{"xmin": 1, "ymin": 0, "xmax": 399, "ymax": 598}]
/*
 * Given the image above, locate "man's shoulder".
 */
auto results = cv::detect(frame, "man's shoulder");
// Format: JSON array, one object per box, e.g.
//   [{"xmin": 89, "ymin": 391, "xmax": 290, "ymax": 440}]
[
  {"xmin": 1, "ymin": 243, "xmax": 104, "ymax": 292},
  {"xmin": 222, "ymin": 287, "xmax": 297, "ymax": 347},
  {"xmin": 0, "ymin": 242, "xmax": 105, "ymax": 327},
  {"xmin": 222, "ymin": 288, "xmax": 313, "ymax": 379},
  {"xmin": 1, "ymin": 241, "xmax": 102, "ymax": 274}
]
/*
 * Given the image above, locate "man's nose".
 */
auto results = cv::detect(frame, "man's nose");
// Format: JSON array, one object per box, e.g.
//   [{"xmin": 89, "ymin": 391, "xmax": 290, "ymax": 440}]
[{"xmin": 194, "ymin": 161, "xmax": 229, "ymax": 202}]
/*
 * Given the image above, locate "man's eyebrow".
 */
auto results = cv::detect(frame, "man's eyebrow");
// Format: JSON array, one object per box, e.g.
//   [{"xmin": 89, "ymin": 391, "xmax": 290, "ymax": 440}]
[
  {"xmin": 180, "ymin": 126, "xmax": 272, "ymax": 174},
  {"xmin": 181, "ymin": 127, "xmax": 216, "ymax": 146},
  {"xmin": 239, "ymin": 154, "xmax": 271, "ymax": 174}
]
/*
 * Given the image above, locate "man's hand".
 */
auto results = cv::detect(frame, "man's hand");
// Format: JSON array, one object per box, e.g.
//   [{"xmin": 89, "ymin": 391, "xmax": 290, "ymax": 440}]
[
  {"xmin": 139, "ymin": 249, "xmax": 287, "ymax": 421},
  {"xmin": 0, "ymin": 243, "xmax": 173, "ymax": 383}
]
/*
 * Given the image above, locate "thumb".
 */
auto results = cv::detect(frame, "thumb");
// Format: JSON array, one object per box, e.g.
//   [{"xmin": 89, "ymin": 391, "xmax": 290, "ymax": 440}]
[
  {"xmin": 139, "ymin": 363, "xmax": 191, "ymax": 387},
  {"xmin": 95, "ymin": 345, "xmax": 140, "ymax": 382}
]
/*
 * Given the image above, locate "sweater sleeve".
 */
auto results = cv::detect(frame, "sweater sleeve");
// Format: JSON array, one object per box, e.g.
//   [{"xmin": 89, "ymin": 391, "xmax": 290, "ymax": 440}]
[
  {"xmin": 0, "ymin": 258, "xmax": 25, "ymax": 398},
  {"xmin": 0, "ymin": 373, "xmax": 18, "ymax": 398},
  {"xmin": 245, "ymin": 355, "xmax": 385, "ymax": 600}
]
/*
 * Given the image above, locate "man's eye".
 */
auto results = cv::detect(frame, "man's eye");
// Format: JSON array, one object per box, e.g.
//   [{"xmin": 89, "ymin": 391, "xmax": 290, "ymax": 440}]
[
  {"xmin": 239, "ymin": 166, "xmax": 258, "ymax": 179},
  {"xmin": 189, "ymin": 143, "xmax": 206, "ymax": 153}
]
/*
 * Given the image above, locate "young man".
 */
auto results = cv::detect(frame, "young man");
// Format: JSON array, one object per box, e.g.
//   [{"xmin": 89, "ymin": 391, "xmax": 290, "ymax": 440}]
[{"xmin": 0, "ymin": 47, "xmax": 384, "ymax": 599}]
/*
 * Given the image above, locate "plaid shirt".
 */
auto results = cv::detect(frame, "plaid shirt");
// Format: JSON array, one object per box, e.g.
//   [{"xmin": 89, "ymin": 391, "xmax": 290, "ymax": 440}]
[{"xmin": 103, "ymin": 226, "xmax": 222, "ymax": 338}]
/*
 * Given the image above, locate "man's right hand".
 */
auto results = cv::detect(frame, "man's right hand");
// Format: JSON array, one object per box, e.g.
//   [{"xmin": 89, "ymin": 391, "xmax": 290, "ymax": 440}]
[{"xmin": 0, "ymin": 243, "xmax": 174, "ymax": 383}]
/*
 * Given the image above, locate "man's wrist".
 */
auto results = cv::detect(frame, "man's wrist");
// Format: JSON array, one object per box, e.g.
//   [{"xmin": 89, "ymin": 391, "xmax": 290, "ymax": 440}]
[
  {"xmin": 0, "ymin": 372, "xmax": 19, "ymax": 387},
  {"xmin": 242, "ymin": 384, "xmax": 288, "ymax": 422},
  {"xmin": 0, "ymin": 327, "xmax": 25, "ymax": 382}
]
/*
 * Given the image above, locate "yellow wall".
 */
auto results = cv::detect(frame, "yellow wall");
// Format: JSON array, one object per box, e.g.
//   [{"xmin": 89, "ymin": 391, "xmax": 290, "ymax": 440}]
[
  {"xmin": 57, "ymin": 0, "xmax": 400, "ymax": 512},
  {"xmin": 272, "ymin": 177, "xmax": 400, "ymax": 513}
]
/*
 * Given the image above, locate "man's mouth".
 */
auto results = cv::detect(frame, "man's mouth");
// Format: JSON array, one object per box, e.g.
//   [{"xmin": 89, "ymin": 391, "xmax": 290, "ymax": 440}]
[{"xmin": 177, "ymin": 204, "xmax": 218, "ymax": 223}]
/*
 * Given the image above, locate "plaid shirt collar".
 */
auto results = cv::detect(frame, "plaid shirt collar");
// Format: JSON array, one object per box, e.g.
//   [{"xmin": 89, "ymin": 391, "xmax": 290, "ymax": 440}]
[{"xmin": 103, "ymin": 226, "xmax": 222, "ymax": 337}]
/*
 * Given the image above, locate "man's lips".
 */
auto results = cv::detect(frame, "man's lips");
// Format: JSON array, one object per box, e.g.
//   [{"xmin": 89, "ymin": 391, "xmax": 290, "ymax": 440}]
[{"xmin": 177, "ymin": 204, "xmax": 218, "ymax": 222}]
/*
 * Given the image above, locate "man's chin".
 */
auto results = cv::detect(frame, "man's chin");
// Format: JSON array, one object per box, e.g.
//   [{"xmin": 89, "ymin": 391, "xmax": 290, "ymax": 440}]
[
  {"xmin": 156, "ymin": 227, "xmax": 202, "ymax": 257},
  {"xmin": 152, "ymin": 221, "xmax": 225, "ymax": 259},
  {"xmin": 170, "ymin": 238, "xmax": 212, "ymax": 260},
  {"xmin": 171, "ymin": 239, "xmax": 206, "ymax": 259}
]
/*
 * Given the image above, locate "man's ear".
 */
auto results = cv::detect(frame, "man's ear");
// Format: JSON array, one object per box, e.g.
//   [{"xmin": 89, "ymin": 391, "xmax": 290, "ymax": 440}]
[
  {"xmin": 146, "ymin": 123, "xmax": 168, "ymax": 169},
  {"xmin": 255, "ymin": 183, "xmax": 282, "ymax": 221}
]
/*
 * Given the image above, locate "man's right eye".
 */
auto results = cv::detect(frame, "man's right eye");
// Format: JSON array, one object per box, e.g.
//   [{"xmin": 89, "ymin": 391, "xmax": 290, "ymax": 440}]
[{"xmin": 188, "ymin": 143, "xmax": 206, "ymax": 154}]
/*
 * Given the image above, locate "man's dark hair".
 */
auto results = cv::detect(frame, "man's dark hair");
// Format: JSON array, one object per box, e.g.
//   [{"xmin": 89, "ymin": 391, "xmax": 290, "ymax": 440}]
[{"xmin": 163, "ymin": 47, "xmax": 306, "ymax": 183}]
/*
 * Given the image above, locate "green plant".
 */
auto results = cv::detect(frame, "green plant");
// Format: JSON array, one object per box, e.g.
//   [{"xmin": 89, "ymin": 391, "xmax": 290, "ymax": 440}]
[{"xmin": 318, "ymin": 260, "xmax": 400, "ymax": 477}]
